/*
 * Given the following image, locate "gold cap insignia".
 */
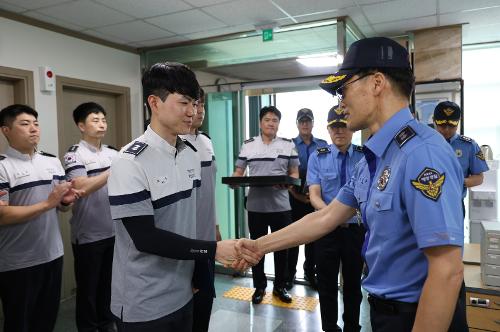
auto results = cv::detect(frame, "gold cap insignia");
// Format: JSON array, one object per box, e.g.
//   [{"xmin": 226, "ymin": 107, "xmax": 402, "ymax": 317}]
[
  {"xmin": 322, "ymin": 74, "xmax": 347, "ymax": 84},
  {"xmin": 334, "ymin": 107, "xmax": 344, "ymax": 115},
  {"xmin": 443, "ymin": 108, "xmax": 454, "ymax": 117},
  {"xmin": 411, "ymin": 167, "xmax": 446, "ymax": 201}
]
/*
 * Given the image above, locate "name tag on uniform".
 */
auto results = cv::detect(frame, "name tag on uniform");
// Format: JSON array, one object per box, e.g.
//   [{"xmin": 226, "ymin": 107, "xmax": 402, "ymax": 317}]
[
  {"xmin": 14, "ymin": 169, "xmax": 30, "ymax": 179},
  {"xmin": 84, "ymin": 159, "xmax": 97, "ymax": 165}
]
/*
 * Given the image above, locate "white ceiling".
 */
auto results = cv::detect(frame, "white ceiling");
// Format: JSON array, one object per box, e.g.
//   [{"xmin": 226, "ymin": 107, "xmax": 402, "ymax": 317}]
[{"xmin": 1, "ymin": 0, "xmax": 500, "ymax": 49}]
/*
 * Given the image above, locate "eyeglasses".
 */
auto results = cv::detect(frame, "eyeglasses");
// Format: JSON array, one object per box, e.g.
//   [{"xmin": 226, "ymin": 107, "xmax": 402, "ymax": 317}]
[{"xmin": 335, "ymin": 73, "xmax": 375, "ymax": 101}]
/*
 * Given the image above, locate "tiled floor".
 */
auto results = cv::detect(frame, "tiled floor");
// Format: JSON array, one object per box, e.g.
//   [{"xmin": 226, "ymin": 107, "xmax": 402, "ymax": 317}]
[{"xmin": 0, "ymin": 273, "xmax": 371, "ymax": 332}]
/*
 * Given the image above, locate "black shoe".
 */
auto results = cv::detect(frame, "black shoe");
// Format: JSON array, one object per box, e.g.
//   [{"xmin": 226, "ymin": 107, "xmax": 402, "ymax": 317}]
[
  {"xmin": 304, "ymin": 273, "xmax": 318, "ymax": 290},
  {"xmin": 273, "ymin": 287, "xmax": 292, "ymax": 303},
  {"xmin": 252, "ymin": 288, "xmax": 265, "ymax": 304}
]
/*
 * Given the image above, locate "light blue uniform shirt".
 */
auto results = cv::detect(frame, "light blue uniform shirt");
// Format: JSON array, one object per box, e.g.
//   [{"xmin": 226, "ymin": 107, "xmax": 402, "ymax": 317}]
[
  {"xmin": 293, "ymin": 135, "xmax": 328, "ymax": 178},
  {"xmin": 448, "ymin": 133, "xmax": 489, "ymax": 198},
  {"xmin": 337, "ymin": 108, "xmax": 464, "ymax": 302},
  {"xmin": 307, "ymin": 143, "xmax": 364, "ymax": 224}
]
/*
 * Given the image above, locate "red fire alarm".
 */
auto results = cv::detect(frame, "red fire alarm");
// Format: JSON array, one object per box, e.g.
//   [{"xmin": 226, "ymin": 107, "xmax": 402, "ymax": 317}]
[{"xmin": 39, "ymin": 66, "xmax": 55, "ymax": 92}]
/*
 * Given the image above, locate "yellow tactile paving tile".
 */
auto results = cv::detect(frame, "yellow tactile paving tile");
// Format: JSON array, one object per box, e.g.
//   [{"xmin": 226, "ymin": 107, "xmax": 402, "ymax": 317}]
[{"xmin": 223, "ymin": 286, "xmax": 318, "ymax": 311}]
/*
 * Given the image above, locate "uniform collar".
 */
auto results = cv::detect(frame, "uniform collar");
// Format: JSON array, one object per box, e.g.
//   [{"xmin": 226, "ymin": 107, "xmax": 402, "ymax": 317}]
[
  {"xmin": 144, "ymin": 126, "xmax": 187, "ymax": 155},
  {"xmin": 449, "ymin": 133, "xmax": 459, "ymax": 144},
  {"xmin": 79, "ymin": 139, "xmax": 101, "ymax": 152},
  {"xmin": 258, "ymin": 134, "xmax": 278, "ymax": 144},
  {"xmin": 294, "ymin": 135, "xmax": 319, "ymax": 146},
  {"xmin": 5, "ymin": 146, "xmax": 36, "ymax": 161},
  {"xmin": 365, "ymin": 107, "xmax": 413, "ymax": 158},
  {"xmin": 330, "ymin": 143, "xmax": 353, "ymax": 157}
]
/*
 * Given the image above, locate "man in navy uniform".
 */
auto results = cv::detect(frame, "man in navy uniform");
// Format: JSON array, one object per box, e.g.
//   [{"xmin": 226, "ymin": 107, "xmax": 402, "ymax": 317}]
[
  {"xmin": 235, "ymin": 37, "xmax": 467, "ymax": 332},
  {"xmin": 307, "ymin": 105, "xmax": 364, "ymax": 332},
  {"xmin": 287, "ymin": 108, "xmax": 327, "ymax": 289},
  {"xmin": 433, "ymin": 101, "xmax": 489, "ymax": 216}
]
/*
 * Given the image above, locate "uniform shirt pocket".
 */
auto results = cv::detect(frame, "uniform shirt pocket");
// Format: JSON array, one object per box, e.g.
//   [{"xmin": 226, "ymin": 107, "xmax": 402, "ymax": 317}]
[
  {"xmin": 371, "ymin": 191, "xmax": 393, "ymax": 211},
  {"xmin": 319, "ymin": 171, "xmax": 338, "ymax": 192}
]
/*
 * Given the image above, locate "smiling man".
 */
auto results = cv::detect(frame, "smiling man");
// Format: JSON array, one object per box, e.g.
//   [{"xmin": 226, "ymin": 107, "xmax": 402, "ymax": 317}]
[
  {"xmin": 107, "ymin": 63, "xmax": 245, "ymax": 331},
  {"xmin": 235, "ymin": 37, "xmax": 467, "ymax": 332}
]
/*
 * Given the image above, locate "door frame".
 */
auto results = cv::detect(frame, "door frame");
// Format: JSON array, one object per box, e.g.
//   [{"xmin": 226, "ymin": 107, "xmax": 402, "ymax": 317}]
[
  {"xmin": 0, "ymin": 65, "xmax": 35, "ymax": 107},
  {"xmin": 56, "ymin": 76, "xmax": 131, "ymax": 158}
]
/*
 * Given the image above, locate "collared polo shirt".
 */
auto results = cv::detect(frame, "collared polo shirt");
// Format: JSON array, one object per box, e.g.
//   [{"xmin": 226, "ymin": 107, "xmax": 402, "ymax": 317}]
[
  {"xmin": 107, "ymin": 126, "xmax": 201, "ymax": 322},
  {"xmin": 0, "ymin": 147, "xmax": 65, "ymax": 272},
  {"xmin": 235, "ymin": 135, "xmax": 299, "ymax": 213},
  {"xmin": 307, "ymin": 143, "xmax": 364, "ymax": 224},
  {"xmin": 64, "ymin": 140, "xmax": 117, "ymax": 244},
  {"xmin": 337, "ymin": 108, "xmax": 464, "ymax": 302},
  {"xmin": 179, "ymin": 131, "xmax": 217, "ymax": 241}
]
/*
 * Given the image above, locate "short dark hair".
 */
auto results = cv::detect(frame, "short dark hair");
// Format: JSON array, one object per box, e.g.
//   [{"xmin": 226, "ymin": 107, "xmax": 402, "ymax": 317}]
[
  {"xmin": 142, "ymin": 62, "xmax": 200, "ymax": 113},
  {"xmin": 259, "ymin": 106, "xmax": 281, "ymax": 121},
  {"xmin": 0, "ymin": 104, "xmax": 38, "ymax": 127},
  {"xmin": 73, "ymin": 102, "xmax": 106, "ymax": 124},
  {"xmin": 358, "ymin": 67, "xmax": 415, "ymax": 100}
]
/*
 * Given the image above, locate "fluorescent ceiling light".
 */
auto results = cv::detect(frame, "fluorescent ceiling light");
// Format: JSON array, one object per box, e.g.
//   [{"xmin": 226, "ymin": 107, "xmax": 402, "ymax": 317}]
[{"xmin": 296, "ymin": 53, "xmax": 343, "ymax": 68}]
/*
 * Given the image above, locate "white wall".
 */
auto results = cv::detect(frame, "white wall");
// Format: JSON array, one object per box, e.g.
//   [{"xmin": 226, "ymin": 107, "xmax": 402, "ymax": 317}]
[{"xmin": 0, "ymin": 17, "xmax": 142, "ymax": 154}]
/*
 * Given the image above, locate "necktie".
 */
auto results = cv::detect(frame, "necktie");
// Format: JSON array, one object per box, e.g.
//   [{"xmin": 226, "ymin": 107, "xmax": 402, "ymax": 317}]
[{"xmin": 340, "ymin": 152, "xmax": 348, "ymax": 186}]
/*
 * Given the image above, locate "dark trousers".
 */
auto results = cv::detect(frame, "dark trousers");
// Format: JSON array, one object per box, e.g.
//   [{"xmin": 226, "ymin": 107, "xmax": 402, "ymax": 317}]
[
  {"xmin": 115, "ymin": 300, "xmax": 193, "ymax": 332},
  {"xmin": 72, "ymin": 237, "xmax": 115, "ymax": 332},
  {"xmin": 369, "ymin": 281, "xmax": 468, "ymax": 332},
  {"xmin": 192, "ymin": 260, "xmax": 215, "ymax": 332},
  {"xmin": 0, "ymin": 256, "xmax": 63, "ymax": 332},
  {"xmin": 248, "ymin": 211, "xmax": 291, "ymax": 289},
  {"xmin": 288, "ymin": 196, "xmax": 316, "ymax": 281},
  {"xmin": 316, "ymin": 224, "xmax": 365, "ymax": 332}
]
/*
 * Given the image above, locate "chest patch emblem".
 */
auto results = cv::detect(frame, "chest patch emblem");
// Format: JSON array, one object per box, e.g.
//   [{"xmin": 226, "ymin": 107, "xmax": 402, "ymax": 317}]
[
  {"xmin": 377, "ymin": 166, "xmax": 391, "ymax": 191},
  {"xmin": 455, "ymin": 149, "xmax": 462, "ymax": 157},
  {"xmin": 411, "ymin": 167, "xmax": 446, "ymax": 201}
]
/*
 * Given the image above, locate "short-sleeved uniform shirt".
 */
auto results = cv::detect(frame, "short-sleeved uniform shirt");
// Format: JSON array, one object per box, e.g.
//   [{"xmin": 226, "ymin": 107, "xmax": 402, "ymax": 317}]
[
  {"xmin": 0, "ymin": 147, "xmax": 65, "ymax": 272},
  {"xmin": 179, "ymin": 132, "xmax": 217, "ymax": 241},
  {"xmin": 64, "ymin": 140, "xmax": 117, "ymax": 244},
  {"xmin": 448, "ymin": 133, "xmax": 489, "ymax": 198},
  {"xmin": 337, "ymin": 108, "xmax": 464, "ymax": 302},
  {"xmin": 293, "ymin": 136, "xmax": 327, "ymax": 191},
  {"xmin": 107, "ymin": 126, "xmax": 201, "ymax": 322},
  {"xmin": 307, "ymin": 143, "xmax": 364, "ymax": 224},
  {"xmin": 235, "ymin": 135, "xmax": 299, "ymax": 213}
]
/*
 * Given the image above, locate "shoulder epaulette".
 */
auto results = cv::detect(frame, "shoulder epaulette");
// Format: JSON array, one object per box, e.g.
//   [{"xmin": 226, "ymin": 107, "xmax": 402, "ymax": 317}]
[
  {"xmin": 243, "ymin": 137, "xmax": 255, "ymax": 144},
  {"xmin": 394, "ymin": 125, "xmax": 416, "ymax": 148},
  {"xmin": 280, "ymin": 137, "xmax": 292, "ymax": 142},
  {"xmin": 39, "ymin": 151, "xmax": 56, "ymax": 158},
  {"xmin": 353, "ymin": 145, "xmax": 363, "ymax": 152},
  {"xmin": 183, "ymin": 139, "xmax": 197, "ymax": 152},
  {"xmin": 124, "ymin": 141, "xmax": 148, "ymax": 156},
  {"xmin": 67, "ymin": 145, "xmax": 79, "ymax": 152},
  {"xmin": 106, "ymin": 145, "xmax": 118, "ymax": 151},
  {"xmin": 200, "ymin": 131, "xmax": 211, "ymax": 140},
  {"xmin": 317, "ymin": 147, "xmax": 330, "ymax": 155},
  {"xmin": 0, "ymin": 155, "xmax": 5, "ymax": 160},
  {"xmin": 459, "ymin": 135, "xmax": 472, "ymax": 143}
]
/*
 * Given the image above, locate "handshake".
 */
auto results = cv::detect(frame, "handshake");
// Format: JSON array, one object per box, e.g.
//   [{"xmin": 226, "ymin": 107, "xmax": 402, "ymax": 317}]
[{"xmin": 214, "ymin": 239, "xmax": 265, "ymax": 271}]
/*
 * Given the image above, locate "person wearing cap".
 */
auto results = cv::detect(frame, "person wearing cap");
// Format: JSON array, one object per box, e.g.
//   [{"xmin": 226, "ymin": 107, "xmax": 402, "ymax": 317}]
[
  {"xmin": 287, "ymin": 108, "xmax": 327, "ymax": 290},
  {"xmin": 433, "ymin": 101, "xmax": 489, "ymax": 215},
  {"xmin": 231, "ymin": 106, "xmax": 299, "ymax": 304},
  {"xmin": 234, "ymin": 37, "xmax": 467, "ymax": 332},
  {"xmin": 307, "ymin": 105, "xmax": 364, "ymax": 332}
]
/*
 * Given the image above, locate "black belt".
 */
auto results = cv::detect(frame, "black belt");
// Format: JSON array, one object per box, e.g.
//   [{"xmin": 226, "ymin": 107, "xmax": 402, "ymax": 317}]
[{"xmin": 368, "ymin": 295, "xmax": 418, "ymax": 315}]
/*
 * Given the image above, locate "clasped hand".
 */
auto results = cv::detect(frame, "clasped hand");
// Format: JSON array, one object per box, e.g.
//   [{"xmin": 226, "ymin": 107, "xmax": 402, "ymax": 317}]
[{"xmin": 215, "ymin": 238, "xmax": 265, "ymax": 271}]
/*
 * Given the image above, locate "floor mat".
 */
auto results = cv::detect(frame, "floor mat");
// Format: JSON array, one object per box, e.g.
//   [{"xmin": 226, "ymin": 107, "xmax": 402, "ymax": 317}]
[{"xmin": 223, "ymin": 286, "xmax": 319, "ymax": 311}]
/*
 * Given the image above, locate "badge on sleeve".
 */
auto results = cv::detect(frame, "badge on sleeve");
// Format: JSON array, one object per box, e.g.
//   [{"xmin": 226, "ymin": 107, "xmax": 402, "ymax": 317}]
[
  {"xmin": 377, "ymin": 166, "xmax": 391, "ymax": 191},
  {"xmin": 476, "ymin": 151, "xmax": 485, "ymax": 161},
  {"xmin": 411, "ymin": 167, "xmax": 446, "ymax": 201},
  {"xmin": 64, "ymin": 154, "xmax": 77, "ymax": 166}
]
